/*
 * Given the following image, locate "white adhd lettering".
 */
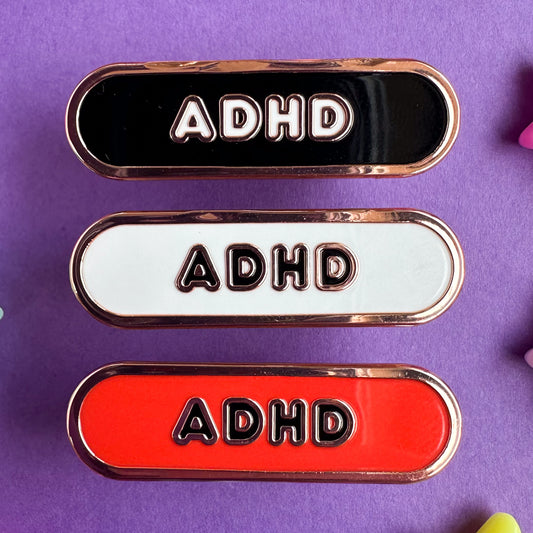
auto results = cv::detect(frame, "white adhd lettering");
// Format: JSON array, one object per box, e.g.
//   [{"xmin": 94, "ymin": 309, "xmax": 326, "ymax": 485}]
[
  {"xmin": 309, "ymin": 94, "xmax": 354, "ymax": 141},
  {"xmin": 170, "ymin": 96, "xmax": 217, "ymax": 143},
  {"xmin": 219, "ymin": 95, "xmax": 262, "ymax": 141},
  {"xmin": 265, "ymin": 94, "xmax": 305, "ymax": 141},
  {"xmin": 170, "ymin": 94, "xmax": 354, "ymax": 143}
]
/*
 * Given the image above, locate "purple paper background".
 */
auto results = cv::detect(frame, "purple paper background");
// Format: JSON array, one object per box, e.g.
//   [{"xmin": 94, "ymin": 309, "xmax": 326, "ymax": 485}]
[{"xmin": 1, "ymin": 1, "xmax": 532, "ymax": 531}]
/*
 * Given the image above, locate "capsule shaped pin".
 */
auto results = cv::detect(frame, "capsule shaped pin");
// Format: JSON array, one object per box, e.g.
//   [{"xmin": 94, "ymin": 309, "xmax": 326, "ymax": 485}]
[
  {"xmin": 66, "ymin": 59, "xmax": 459, "ymax": 179},
  {"xmin": 68, "ymin": 363, "xmax": 461, "ymax": 482},
  {"xmin": 70, "ymin": 209, "xmax": 464, "ymax": 328}
]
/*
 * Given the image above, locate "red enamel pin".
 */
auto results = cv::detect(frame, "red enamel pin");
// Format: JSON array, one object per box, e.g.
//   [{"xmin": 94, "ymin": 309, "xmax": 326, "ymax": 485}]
[{"xmin": 68, "ymin": 363, "xmax": 461, "ymax": 482}]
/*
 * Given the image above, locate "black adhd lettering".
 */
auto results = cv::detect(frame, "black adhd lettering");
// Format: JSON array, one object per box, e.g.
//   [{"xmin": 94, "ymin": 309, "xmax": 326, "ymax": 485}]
[
  {"xmin": 223, "ymin": 398, "xmax": 264, "ymax": 445},
  {"xmin": 175, "ymin": 242, "xmax": 358, "ymax": 293},
  {"xmin": 175, "ymin": 244, "xmax": 221, "ymax": 292},
  {"xmin": 268, "ymin": 399, "xmax": 307, "ymax": 446},
  {"xmin": 172, "ymin": 398, "xmax": 218, "ymax": 445},
  {"xmin": 311, "ymin": 399, "xmax": 356, "ymax": 447},
  {"xmin": 172, "ymin": 397, "xmax": 356, "ymax": 448},
  {"xmin": 315, "ymin": 243, "xmax": 358, "ymax": 291},
  {"xmin": 226, "ymin": 244, "xmax": 266, "ymax": 291},
  {"xmin": 271, "ymin": 244, "xmax": 309, "ymax": 291}
]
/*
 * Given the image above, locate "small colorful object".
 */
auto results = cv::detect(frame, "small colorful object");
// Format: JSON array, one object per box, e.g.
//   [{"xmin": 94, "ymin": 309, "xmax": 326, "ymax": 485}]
[
  {"xmin": 476, "ymin": 513, "xmax": 521, "ymax": 533},
  {"xmin": 518, "ymin": 121, "xmax": 533, "ymax": 149},
  {"xmin": 524, "ymin": 348, "xmax": 533, "ymax": 368}
]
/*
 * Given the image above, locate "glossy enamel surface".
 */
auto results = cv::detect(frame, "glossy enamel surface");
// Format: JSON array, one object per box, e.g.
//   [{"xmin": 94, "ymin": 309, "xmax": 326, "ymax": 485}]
[
  {"xmin": 66, "ymin": 59, "xmax": 459, "ymax": 179},
  {"xmin": 70, "ymin": 209, "xmax": 464, "ymax": 328},
  {"xmin": 68, "ymin": 363, "xmax": 461, "ymax": 482}
]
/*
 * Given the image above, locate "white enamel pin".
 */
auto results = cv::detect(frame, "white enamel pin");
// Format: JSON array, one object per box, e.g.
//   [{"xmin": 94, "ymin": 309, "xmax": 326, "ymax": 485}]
[{"xmin": 70, "ymin": 209, "xmax": 464, "ymax": 327}]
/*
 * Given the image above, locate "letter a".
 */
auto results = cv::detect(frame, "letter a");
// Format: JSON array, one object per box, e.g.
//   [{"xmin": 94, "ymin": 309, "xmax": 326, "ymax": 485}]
[
  {"xmin": 172, "ymin": 398, "xmax": 219, "ymax": 445},
  {"xmin": 170, "ymin": 96, "xmax": 217, "ymax": 143},
  {"xmin": 175, "ymin": 245, "xmax": 221, "ymax": 292}
]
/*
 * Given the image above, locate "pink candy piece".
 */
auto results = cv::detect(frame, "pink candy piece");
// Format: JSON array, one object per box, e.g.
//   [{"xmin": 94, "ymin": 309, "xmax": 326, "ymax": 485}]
[
  {"xmin": 525, "ymin": 348, "xmax": 533, "ymax": 368},
  {"xmin": 518, "ymin": 121, "xmax": 533, "ymax": 149}
]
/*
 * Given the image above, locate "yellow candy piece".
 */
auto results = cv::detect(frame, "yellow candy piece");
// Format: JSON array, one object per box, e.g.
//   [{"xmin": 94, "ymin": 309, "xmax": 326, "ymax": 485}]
[{"xmin": 477, "ymin": 513, "xmax": 521, "ymax": 533}]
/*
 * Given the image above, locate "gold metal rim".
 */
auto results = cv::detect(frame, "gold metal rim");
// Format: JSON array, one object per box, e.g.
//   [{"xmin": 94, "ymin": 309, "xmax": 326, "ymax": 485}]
[
  {"xmin": 69, "ymin": 209, "xmax": 465, "ymax": 328},
  {"xmin": 67, "ymin": 362, "xmax": 462, "ymax": 483},
  {"xmin": 65, "ymin": 58, "xmax": 460, "ymax": 180}
]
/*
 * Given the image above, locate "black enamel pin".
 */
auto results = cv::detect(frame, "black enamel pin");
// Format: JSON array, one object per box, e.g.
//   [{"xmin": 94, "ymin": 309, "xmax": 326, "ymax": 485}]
[{"xmin": 66, "ymin": 59, "xmax": 459, "ymax": 179}]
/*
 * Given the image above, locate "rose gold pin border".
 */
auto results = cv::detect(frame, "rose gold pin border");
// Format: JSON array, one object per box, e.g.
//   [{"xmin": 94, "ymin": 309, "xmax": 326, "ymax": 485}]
[
  {"xmin": 69, "ymin": 209, "xmax": 464, "ymax": 328},
  {"xmin": 67, "ymin": 362, "xmax": 462, "ymax": 483},
  {"xmin": 65, "ymin": 58, "xmax": 460, "ymax": 180}
]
